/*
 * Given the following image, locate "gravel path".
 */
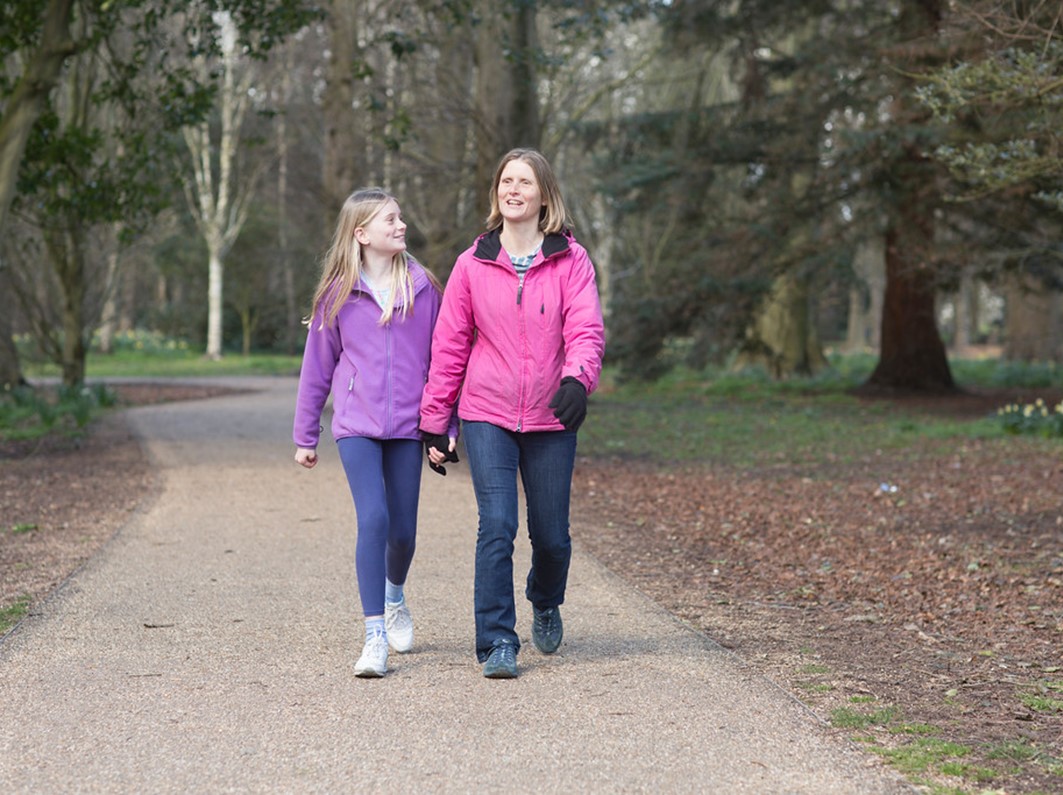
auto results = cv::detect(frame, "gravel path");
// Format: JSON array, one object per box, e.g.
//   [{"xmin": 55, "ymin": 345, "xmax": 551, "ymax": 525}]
[{"xmin": 0, "ymin": 377, "xmax": 913, "ymax": 793}]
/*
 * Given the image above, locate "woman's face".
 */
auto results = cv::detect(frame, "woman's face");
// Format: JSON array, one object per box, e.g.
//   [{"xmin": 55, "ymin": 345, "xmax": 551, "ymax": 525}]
[{"xmin": 496, "ymin": 159, "xmax": 544, "ymax": 226}]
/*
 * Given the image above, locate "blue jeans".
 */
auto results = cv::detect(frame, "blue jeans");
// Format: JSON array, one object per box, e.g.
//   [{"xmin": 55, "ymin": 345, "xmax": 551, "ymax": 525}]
[
  {"xmin": 337, "ymin": 437, "xmax": 423, "ymax": 617},
  {"xmin": 462, "ymin": 421, "xmax": 577, "ymax": 662}
]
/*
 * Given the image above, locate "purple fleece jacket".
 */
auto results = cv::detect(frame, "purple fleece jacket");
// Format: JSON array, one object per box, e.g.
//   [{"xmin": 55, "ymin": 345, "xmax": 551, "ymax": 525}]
[{"xmin": 293, "ymin": 260, "xmax": 448, "ymax": 448}]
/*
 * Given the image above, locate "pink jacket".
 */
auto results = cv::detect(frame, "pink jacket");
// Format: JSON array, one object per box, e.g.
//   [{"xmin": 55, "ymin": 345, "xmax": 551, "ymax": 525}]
[{"xmin": 420, "ymin": 229, "xmax": 605, "ymax": 434}]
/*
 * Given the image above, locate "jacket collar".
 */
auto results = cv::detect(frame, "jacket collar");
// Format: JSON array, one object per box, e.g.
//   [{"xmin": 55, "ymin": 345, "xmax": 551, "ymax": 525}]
[
  {"xmin": 474, "ymin": 228, "xmax": 571, "ymax": 263},
  {"xmin": 353, "ymin": 258, "xmax": 431, "ymax": 295}
]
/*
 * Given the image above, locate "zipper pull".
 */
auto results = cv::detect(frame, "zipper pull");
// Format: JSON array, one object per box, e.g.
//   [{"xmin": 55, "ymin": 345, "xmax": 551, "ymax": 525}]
[
  {"xmin": 517, "ymin": 273, "xmax": 525, "ymax": 305},
  {"xmin": 348, "ymin": 376, "xmax": 354, "ymax": 391}
]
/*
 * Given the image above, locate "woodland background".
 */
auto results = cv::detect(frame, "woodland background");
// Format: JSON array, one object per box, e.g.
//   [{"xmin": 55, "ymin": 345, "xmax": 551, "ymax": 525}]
[{"xmin": 1, "ymin": 0, "xmax": 1062, "ymax": 390}]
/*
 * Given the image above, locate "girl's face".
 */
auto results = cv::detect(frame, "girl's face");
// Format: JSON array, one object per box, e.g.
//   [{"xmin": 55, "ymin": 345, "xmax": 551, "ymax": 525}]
[
  {"xmin": 497, "ymin": 160, "xmax": 544, "ymax": 226},
  {"xmin": 355, "ymin": 198, "xmax": 407, "ymax": 256}
]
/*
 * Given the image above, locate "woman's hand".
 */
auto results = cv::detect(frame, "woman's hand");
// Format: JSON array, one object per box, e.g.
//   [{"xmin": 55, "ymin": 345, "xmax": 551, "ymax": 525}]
[
  {"xmin": 549, "ymin": 377, "xmax": 587, "ymax": 431},
  {"xmin": 295, "ymin": 447, "xmax": 318, "ymax": 469}
]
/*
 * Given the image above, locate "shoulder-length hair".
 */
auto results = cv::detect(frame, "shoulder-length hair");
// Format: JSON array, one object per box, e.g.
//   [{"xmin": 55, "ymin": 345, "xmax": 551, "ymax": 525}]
[{"xmin": 484, "ymin": 148, "xmax": 572, "ymax": 234}]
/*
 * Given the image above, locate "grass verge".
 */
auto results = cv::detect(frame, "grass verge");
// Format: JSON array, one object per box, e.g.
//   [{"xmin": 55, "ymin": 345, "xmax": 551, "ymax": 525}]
[
  {"xmin": 576, "ymin": 357, "xmax": 1056, "ymax": 467},
  {"xmin": 0, "ymin": 595, "xmax": 31, "ymax": 635}
]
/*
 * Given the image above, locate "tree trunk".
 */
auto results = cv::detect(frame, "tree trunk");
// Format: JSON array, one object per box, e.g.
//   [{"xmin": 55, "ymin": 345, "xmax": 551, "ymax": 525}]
[
  {"xmin": 845, "ymin": 235, "xmax": 885, "ymax": 352},
  {"xmin": 407, "ymin": 14, "xmax": 475, "ymax": 279},
  {"xmin": 183, "ymin": 11, "xmax": 255, "ymax": 360},
  {"xmin": 240, "ymin": 307, "xmax": 255, "ymax": 356},
  {"xmin": 951, "ymin": 268, "xmax": 978, "ymax": 352},
  {"xmin": 734, "ymin": 271, "xmax": 828, "ymax": 378},
  {"xmin": 97, "ymin": 235, "xmax": 121, "ymax": 354},
  {"xmin": 865, "ymin": 221, "xmax": 954, "ymax": 392},
  {"xmin": 1003, "ymin": 270, "xmax": 1063, "ymax": 363},
  {"xmin": 322, "ymin": 1, "xmax": 363, "ymax": 213},
  {"xmin": 0, "ymin": 0, "xmax": 76, "ymax": 236},
  {"xmin": 276, "ymin": 45, "xmax": 298, "ymax": 355},
  {"xmin": 206, "ymin": 240, "xmax": 224, "ymax": 360},
  {"xmin": 472, "ymin": 1, "xmax": 540, "ymax": 214},
  {"xmin": 0, "ymin": 267, "xmax": 25, "ymax": 388},
  {"xmin": 50, "ymin": 224, "xmax": 88, "ymax": 387},
  {"xmin": 864, "ymin": 0, "xmax": 954, "ymax": 392}
]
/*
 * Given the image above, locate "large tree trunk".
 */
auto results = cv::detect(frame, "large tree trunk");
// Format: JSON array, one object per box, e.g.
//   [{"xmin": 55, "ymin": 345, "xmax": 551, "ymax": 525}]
[
  {"xmin": 865, "ymin": 220, "xmax": 954, "ymax": 391},
  {"xmin": 0, "ymin": 0, "xmax": 76, "ymax": 236},
  {"xmin": 863, "ymin": 0, "xmax": 954, "ymax": 393}
]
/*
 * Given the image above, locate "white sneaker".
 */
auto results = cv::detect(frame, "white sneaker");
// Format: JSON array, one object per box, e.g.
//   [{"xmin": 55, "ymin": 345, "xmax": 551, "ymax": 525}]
[
  {"xmin": 354, "ymin": 632, "xmax": 388, "ymax": 678},
  {"xmin": 384, "ymin": 598, "xmax": 414, "ymax": 653}
]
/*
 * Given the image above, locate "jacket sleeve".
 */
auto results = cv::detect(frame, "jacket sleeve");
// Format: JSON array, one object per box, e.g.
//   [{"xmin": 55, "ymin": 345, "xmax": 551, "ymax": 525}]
[
  {"xmin": 420, "ymin": 257, "xmax": 475, "ymax": 435},
  {"xmin": 561, "ymin": 243, "xmax": 606, "ymax": 394},
  {"xmin": 423, "ymin": 279, "xmax": 461, "ymax": 439},
  {"xmin": 292, "ymin": 313, "xmax": 342, "ymax": 448}
]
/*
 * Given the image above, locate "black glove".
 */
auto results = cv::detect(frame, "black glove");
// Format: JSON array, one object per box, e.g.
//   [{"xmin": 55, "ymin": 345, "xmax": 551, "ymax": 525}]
[
  {"xmin": 548, "ymin": 376, "xmax": 587, "ymax": 431},
  {"xmin": 422, "ymin": 431, "xmax": 459, "ymax": 476}
]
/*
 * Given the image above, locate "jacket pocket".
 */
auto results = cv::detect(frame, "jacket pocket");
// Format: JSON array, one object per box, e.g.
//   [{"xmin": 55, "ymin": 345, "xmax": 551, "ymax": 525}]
[{"xmin": 334, "ymin": 360, "xmax": 359, "ymax": 419}]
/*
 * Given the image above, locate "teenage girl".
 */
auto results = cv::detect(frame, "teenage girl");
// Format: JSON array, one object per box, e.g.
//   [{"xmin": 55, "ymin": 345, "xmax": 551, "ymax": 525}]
[{"xmin": 294, "ymin": 188, "xmax": 451, "ymax": 678}]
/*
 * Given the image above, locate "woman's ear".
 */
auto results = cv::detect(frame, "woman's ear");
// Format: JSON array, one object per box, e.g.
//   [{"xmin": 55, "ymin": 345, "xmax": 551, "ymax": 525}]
[{"xmin": 353, "ymin": 226, "xmax": 369, "ymax": 245}]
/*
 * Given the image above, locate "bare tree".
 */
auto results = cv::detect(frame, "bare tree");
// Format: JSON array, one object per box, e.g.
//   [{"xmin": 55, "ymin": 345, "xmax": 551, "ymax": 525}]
[{"xmin": 182, "ymin": 11, "xmax": 262, "ymax": 359}]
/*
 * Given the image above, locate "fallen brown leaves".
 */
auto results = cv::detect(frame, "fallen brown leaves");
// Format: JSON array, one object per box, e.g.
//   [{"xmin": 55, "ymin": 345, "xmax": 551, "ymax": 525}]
[{"xmin": 573, "ymin": 436, "xmax": 1063, "ymax": 793}]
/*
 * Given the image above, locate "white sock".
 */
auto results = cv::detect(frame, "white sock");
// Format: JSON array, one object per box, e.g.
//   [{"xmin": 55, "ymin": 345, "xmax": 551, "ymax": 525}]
[
  {"xmin": 365, "ymin": 616, "xmax": 385, "ymax": 642},
  {"xmin": 385, "ymin": 578, "xmax": 404, "ymax": 605}
]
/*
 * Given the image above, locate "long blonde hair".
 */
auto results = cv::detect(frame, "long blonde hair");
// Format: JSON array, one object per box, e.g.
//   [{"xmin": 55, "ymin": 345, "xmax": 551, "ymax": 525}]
[
  {"xmin": 484, "ymin": 148, "xmax": 572, "ymax": 234},
  {"xmin": 308, "ymin": 188, "xmax": 417, "ymax": 328}
]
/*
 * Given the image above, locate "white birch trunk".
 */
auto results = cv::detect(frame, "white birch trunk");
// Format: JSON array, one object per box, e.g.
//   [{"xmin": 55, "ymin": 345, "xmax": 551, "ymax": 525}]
[{"xmin": 182, "ymin": 11, "xmax": 256, "ymax": 359}]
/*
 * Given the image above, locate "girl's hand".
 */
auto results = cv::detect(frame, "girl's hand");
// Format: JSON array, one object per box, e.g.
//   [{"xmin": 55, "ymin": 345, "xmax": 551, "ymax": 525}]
[
  {"xmin": 295, "ymin": 447, "xmax": 318, "ymax": 469},
  {"xmin": 423, "ymin": 433, "xmax": 459, "ymax": 475}
]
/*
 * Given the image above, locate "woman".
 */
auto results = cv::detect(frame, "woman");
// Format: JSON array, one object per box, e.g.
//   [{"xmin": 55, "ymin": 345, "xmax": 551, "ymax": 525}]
[{"xmin": 420, "ymin": 149, "xmax": 606, "ymax": 678}]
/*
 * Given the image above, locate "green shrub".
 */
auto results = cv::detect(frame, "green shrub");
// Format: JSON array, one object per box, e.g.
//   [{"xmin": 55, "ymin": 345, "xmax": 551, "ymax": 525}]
[{"xmin": 0, "ymin": 383, "xmax": 117, "ymax": 441}]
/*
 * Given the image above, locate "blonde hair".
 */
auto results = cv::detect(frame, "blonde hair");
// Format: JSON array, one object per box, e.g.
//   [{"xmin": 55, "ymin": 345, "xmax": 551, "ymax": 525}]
[
  {"xmin": 485, "ymin": 148, "xmax": 572, "ymax": 234},
  {"xmin": 308, "ymin": 188, "xmax": 416, "ymax": 328}
]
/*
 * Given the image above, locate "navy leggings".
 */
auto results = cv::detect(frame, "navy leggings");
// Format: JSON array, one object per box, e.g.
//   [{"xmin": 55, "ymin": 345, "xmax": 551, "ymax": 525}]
[{"xmin": 336, "ymin": 437, "xmax": 423, "ymax": 617}]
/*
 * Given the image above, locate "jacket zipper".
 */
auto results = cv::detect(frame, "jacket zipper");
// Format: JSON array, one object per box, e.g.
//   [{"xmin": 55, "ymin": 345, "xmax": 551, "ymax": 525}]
[
  {"xmin": 516, "ymin": 270, "xmax": 527, "ymax": 430},
  {"xmin": 385, "ymin": 320, "xmax": 393, "ymax": 435}
]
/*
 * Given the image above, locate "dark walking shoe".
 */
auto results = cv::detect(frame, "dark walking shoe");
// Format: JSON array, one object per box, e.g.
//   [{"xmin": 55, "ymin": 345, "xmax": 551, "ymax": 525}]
[
  {"xmin": 532, "ymin": 606, "xmax": 563, "ymax": 654},
  {"xmin": 482, "ymin": 641, "xmax": 518, "ymax": 679}
]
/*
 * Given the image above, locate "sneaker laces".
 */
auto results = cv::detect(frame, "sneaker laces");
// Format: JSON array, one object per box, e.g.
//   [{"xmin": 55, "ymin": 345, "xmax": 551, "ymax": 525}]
[
  {"xmin": 385, "ymin": 600, "xmax": 412, "ymax": 632},
  {"xmin": 493, "ymin": 642, "xmax": 516, "ymax": 666},
  {"xmin": 534, "ymin": 607, "xmax": 557, "ymax": 631}
]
